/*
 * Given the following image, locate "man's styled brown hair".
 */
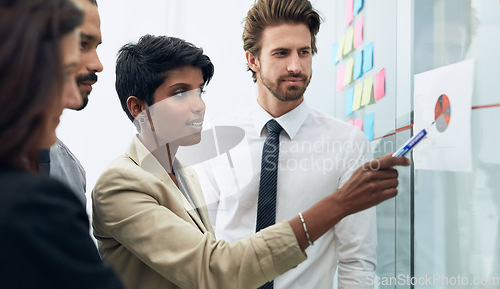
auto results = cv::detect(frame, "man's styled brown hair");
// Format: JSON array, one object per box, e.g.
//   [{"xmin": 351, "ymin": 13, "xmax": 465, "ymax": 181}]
[{"xmin": 242, "ymin": 0, "xmax": 321, "ymax": 82}]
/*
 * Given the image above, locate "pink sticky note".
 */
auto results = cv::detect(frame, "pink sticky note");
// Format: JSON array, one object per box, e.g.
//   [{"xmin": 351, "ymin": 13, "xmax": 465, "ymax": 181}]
[
  {"xmin": 347, "ymin": 120, "xmax": 354, "ymax": 125},
  {"xmin": 354, "ymin": 17, "xmax": 363, "ymax": 48},
  {"xmin": 354, "ymin": 118, "xmax": 363, "ymax": 130},
  {"xmin": 336, "ymin": 65, "xmax": 346, "ymax": 91},
  {"xmin": 344, "ymin": 0, "xmax": 354, "ymax": 27},
  {"xmin": 374, "ymin": 68, "xmax": 386, "ymax": 102}
]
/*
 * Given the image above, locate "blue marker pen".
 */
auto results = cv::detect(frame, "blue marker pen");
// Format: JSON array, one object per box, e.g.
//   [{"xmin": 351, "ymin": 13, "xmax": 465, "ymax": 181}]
[{"xmin": 392, "ymin": 122, "xmax": 434, "ymax": 157}]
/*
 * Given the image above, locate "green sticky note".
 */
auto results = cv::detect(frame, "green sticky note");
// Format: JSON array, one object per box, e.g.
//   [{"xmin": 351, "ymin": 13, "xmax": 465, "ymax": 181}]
[
  {"xmin": 344, "ymin": 57, "xmax": 354, "ymax": 86},
  {"xmin": 361, "ymin": 76, "xmax": 374, "ymax": 106},
  {"xmin": 352, "ymin": 82, "xmax": 363, "ymax": 111},
  {"xmin": 337, "ymin": 35, "xmax": 346, "ymax": 61},
  {"xmin": 345, "ymin": 87, "xmax": 354, "ymax": 116},
  {"xmin": 343, "ymin": 26, "xmax": 354, "ymax": 56}
]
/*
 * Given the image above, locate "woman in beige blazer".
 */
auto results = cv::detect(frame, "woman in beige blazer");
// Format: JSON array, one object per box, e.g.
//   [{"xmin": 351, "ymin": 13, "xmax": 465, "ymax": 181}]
[{"xmin": 92, "ymin": 35, "xmax": 409, "ymax": 289}]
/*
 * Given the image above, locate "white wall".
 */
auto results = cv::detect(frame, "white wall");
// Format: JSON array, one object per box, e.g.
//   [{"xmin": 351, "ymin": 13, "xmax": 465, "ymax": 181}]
[{"xmin": 56, "ymin": 0, "xmax": 337, "ymax": 214}]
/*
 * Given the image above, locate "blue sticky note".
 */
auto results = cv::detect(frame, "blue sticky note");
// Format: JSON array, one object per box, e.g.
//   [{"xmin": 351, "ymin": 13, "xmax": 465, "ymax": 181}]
[
  {"xmin": 354, "ymin": 0, "xmax": 364, "ymax": 14},
  {"xmin": 363, "ymin": 42, "xmax": 374, "ymax": 73},
  {"xmin": 364, "ymin": 113, "xmax": 374, "ymax": 141},
  {"xmin": 345, "ymin": 87, "xmax": 354, "ymax": 116},
  {"xmin": 353, "ymin": 50, "xmax": 363, "ymax": 80},
  {"xmin": 331, "ymin": 42, "xmax": 339, "ymax": 65}
]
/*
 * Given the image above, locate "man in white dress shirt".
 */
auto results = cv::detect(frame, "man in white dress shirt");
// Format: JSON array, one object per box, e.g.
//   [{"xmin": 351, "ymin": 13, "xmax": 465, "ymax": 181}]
[{"xmin": 194, "ymin": 0, "xmax": 376, "ymax": 288}]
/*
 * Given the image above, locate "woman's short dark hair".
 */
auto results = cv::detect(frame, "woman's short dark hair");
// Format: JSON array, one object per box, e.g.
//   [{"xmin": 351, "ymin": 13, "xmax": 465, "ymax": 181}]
[
  {"xmin": 0, "ymin": 0, "xmax": 83, "ymax": 171},
  {"xmin": 115, "ymin": 35, "xmax": 215, "ymax": 124}
]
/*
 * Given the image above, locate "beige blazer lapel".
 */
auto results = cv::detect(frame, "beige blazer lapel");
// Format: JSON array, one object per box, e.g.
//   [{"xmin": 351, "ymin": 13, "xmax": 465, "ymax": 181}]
[
  {"xmin": 172, "ymin": 164, "xmax": 208, "ymax": 233},
  {"xmin": 174, "ymin": 164, "xmax": 214, "ymax": 235},
  {"xmin": 126, "ymin": 135, "xmax": 209, "ymax": 233}
]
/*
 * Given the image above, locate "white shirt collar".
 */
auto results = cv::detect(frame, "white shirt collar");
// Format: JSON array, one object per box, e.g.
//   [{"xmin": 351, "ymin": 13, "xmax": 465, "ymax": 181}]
[{"xmin": 252, "ymin": 100, "xmax": 309, "ymax": 140}]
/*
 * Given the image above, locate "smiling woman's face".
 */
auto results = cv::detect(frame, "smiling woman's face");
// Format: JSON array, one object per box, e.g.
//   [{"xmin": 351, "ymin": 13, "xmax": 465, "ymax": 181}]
[{"xmin": 146, "ymin": 65, "xmax": 206, "ymax": 147}]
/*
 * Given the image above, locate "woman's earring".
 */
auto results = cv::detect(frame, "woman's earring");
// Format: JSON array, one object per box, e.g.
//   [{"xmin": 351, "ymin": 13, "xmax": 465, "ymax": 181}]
[{"xmin": 139, "ymin": 117, "xmax": 145, "ymax": 123}]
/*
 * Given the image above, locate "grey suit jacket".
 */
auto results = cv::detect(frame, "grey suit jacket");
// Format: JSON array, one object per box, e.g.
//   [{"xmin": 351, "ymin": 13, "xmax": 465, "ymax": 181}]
[{"xmin": 92, "ymin": 135, "xmax": 306, "ymax": 289}]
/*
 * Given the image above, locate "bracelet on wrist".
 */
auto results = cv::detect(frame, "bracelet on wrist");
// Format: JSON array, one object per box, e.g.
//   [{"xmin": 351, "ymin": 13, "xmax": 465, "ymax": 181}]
[{"xmin": 298, "ymin": 212, "xmax": 314, "ymax": 246}]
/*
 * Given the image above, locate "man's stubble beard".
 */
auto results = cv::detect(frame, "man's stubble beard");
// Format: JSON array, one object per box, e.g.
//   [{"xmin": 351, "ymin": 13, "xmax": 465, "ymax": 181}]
[{"xmin": 259, "ymin": 71, "xmax": 312, "ymax": 102}]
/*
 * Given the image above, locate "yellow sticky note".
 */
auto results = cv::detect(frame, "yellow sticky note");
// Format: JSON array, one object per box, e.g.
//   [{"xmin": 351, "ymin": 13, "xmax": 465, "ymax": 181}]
[
  {"xmin": 343, "ymin": 26, "xmax": 355, "ymax": 56},
  {"xmin": 352, "ymin": 82, "xmax": 363, "ymax": 111},
  {"xmin": 344, "ymin": 57, "xmax": 354, "ymax": 86},
  {"xmin": 336, "ymin": 35, "xmax": 345, "ymax": 62},
  {"xmin": 361, "ymin": 76, "xmax": 374, "ymax": 106}
]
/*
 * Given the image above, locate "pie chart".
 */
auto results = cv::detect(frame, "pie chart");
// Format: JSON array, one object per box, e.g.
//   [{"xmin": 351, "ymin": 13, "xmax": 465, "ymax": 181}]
[{"xmin": 434, "ymin": 94, "xmax": 451, "ymax": 132}]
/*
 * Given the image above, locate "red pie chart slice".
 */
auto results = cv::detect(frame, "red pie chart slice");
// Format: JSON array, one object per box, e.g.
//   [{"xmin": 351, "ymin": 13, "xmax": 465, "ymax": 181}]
[{"xmin": 434, "ymin": 94, "xmax": 451, "ymax": 132}]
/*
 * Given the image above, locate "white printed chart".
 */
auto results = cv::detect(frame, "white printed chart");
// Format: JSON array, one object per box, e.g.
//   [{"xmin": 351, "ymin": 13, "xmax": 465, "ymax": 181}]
[{"xmin": 413, "ymin": 59, "xmax": 474, "ymax": 172}]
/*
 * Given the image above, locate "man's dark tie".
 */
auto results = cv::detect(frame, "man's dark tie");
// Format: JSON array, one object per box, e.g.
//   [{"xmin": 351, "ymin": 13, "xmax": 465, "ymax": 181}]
[{"xmin": 257, "ymin": 119, "xmax": 283, "ymax": 289}]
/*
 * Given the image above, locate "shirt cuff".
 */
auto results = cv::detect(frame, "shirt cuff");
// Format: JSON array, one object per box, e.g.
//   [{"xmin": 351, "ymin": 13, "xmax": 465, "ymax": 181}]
[
  {"xmin": 338, "ymin": 268, "xmax": 376, "ymax": 289},
  {"xmin": 251, "ymin": 220, "xmax": 308, "ymax": 281}
]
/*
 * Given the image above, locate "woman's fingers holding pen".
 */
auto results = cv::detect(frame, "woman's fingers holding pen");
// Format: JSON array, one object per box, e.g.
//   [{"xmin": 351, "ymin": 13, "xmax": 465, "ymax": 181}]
[
  {"xmin": 332, "ymin": 153, "xmax": 411, "ymax": 218},
  {"xmin": 362, "ymin": 153, "xmax": 411, "ymax": 171}
]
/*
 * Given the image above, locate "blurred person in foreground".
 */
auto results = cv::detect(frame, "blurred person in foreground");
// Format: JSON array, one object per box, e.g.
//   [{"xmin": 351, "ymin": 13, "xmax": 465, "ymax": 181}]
[{"xmin": 0, "ymin": 0, "xmax": 122, "ymax": 288}]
